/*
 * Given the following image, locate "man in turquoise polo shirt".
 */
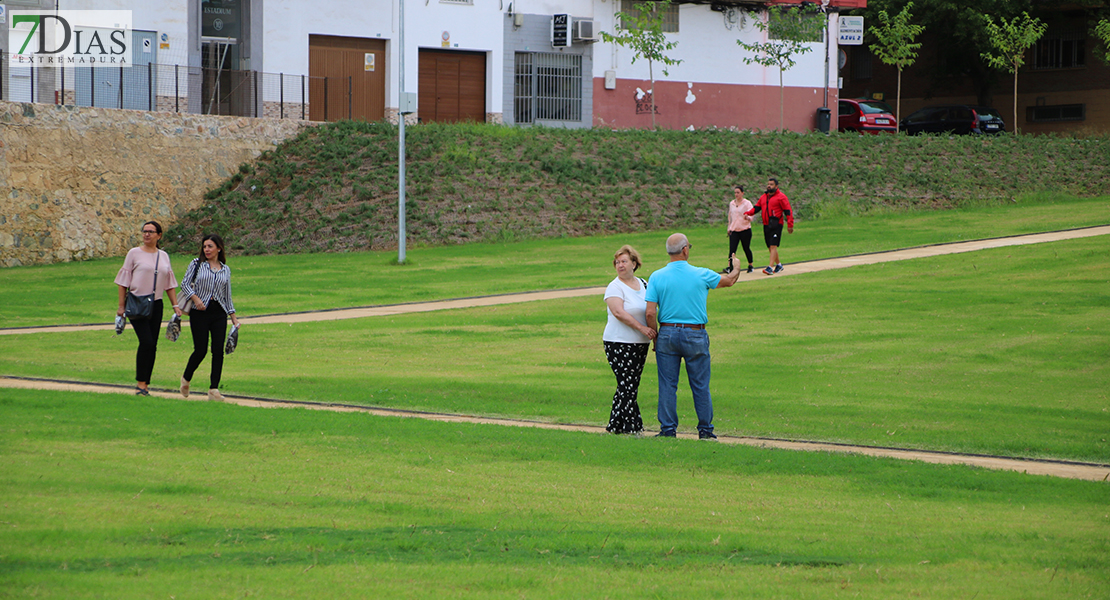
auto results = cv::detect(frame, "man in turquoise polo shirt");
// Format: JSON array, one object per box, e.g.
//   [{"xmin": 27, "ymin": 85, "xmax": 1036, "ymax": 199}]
[{"xmin": 645, "ymin": 233, "xmax": 742, "ymax": 439}]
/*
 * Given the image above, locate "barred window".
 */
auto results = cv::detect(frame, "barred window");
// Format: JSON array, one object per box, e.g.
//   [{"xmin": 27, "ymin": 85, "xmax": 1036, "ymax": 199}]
[
  {"xmin": 1028, "ymin": 104, "xmax": 1085, "ymax": 122},
  {"xmin": 1033, "ymin": 29, "xmax": 1085, "ymax": 70},
  {"xmin": 514, "ymin": 52, "xmax": 583, "ymax": 124},
  {"xmin": 620, "ymin": 0, "xmax": 679, "ymax": 34}
]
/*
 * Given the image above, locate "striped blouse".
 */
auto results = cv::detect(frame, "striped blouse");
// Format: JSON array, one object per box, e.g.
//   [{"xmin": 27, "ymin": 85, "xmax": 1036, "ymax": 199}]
[{"xmin": 180, "ymin": 259, "xmax": 236, "ymax": 315}]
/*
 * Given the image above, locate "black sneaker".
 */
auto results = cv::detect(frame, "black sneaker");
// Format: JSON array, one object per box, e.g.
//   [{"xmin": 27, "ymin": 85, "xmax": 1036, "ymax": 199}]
[
  {"xmin": 698, "ymin": 431, "xmax": 717, "ymax": 440},
  {"xmin": 773, "ymin": 263, "xmax": 784, "ymax": 273},
  {"xmin": 746, "ymin": 265, "xmax": 753, "ymax": 273},
  {"xmin": 655, "ymin": 431, "xmax": 676, "ymax": 438}
]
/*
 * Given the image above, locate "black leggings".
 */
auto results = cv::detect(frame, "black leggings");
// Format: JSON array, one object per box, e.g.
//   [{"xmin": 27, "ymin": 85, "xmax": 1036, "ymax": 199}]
[
  {"xmin": 130, "ymin": 299, "xmax": 164, "ymax": 384},
  {"xmin": 729, "ymin": 229, "xmax": 754, "ymax": 264},
  {"xmin": 184, "ymin": 300, "xmax": 228, "ymax": 389}
]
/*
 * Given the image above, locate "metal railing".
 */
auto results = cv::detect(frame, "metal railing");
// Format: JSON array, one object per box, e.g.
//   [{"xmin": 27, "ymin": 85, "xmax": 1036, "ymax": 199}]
[{"xmin": 0, "ymin": 51, "xmax": 353, "ymax": 121}]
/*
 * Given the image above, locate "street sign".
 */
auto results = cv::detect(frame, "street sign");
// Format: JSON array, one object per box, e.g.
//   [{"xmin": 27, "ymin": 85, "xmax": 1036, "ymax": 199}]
[{"xmin": 838, "ymin": 16, "xmax": 864, "ymax": 46}]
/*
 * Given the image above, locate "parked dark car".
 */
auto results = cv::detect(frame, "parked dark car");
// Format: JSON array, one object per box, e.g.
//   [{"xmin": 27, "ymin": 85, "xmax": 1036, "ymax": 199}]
[
  {"xmin": 970, "ymin": 105, "xmax": 1006, "ymax": 134},
  {"xmin": 900, "ymin": 105, "xmax": 1006, "ymax": 135},
  {"xmin": 838, "ymin": 99, "xmax": 897, "ymax": 134}
]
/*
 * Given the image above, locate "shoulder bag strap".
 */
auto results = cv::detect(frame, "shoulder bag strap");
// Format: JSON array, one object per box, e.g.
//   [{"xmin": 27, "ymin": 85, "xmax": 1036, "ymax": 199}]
[
  {"xmin": 153, "ymin": 252, "xmax": 160, "ymax": 294},
  {"xmin": 128, "ymin": 251, "xmax": 160, "ymax": 295}
]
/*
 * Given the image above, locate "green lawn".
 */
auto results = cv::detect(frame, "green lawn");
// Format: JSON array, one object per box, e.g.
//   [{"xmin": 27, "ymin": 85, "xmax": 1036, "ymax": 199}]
[
  {"xmin": 1, "ymin": 196, "xmax": 1108, "ymax": 597},
  {"xmin": 1, "ymin": 388, "xmax": 1106, "ymax": 599},
  {"xmin": 2, "ymin": 232, "xmax": 1107, "ymax": 462}
]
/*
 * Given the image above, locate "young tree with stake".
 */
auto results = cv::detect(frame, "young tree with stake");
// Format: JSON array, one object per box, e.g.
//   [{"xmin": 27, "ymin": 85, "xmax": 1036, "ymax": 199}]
[
  {"xmin": 868, "ymin": 2, "xmax": 924, "ymax": 132},
  {"xmin": 737, "ymin": 4, "xmax": 825, "ymax": 131},
  {"xmin": 600, "ymin": 0, "xmax": 682, "ymax": 130},
  {"xmin": 981, "ymin": 12, "xmax": 1047, "ymax": 135}
]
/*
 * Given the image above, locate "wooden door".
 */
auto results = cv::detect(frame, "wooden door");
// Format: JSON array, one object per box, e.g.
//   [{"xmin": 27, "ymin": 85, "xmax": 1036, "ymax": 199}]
[
  {"xmin": 308, "ymin": 35, "xmax": 385, "ymax": 122},
  {"xmin": 418, "ymin": 50, "xmax": 486, "ymax": 123}
]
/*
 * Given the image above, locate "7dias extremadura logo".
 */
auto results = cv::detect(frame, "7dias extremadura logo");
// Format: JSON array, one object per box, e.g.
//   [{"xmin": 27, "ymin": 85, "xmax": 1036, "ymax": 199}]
[{"xmin": 9, "ymin": 10, "xmax": 132, "ymax": 66}]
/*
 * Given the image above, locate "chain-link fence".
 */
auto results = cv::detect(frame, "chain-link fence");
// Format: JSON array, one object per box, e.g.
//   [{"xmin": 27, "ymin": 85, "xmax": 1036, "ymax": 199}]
[{"xmin": 0, "ymin": 51, "xmax": 355, "ymax": 121}]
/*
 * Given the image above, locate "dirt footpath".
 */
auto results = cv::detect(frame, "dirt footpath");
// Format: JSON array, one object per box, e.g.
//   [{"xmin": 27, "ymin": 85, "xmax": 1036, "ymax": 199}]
[{"xmin": 3, "ymin": 376, "xmax": 1107, "ymax": 482}]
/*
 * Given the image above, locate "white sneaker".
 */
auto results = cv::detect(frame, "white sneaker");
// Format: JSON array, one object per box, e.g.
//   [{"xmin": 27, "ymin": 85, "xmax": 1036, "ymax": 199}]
[
  {"xmin": 180, "ymin": 377, "xmax": 190, "ymax": 399},
  {"xmin": 207, "ymin": 389, "xmax": 225, "ymax": 402}
]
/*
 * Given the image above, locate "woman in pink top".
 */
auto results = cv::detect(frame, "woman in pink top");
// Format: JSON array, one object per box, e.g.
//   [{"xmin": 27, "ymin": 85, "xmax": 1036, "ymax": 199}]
[
  {"xmin": 725, "ymin": 184, "xmax": 755, "ymax": 273},
  {"xmin": 114, "ymin": 221, "xmax": 184, "ymax": 396}
]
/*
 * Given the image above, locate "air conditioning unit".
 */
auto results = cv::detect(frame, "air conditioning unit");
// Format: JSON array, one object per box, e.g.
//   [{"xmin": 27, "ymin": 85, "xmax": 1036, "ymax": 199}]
[{"xmin": 573, "ymin": 19, "xmax": 597, "ymax": 42}]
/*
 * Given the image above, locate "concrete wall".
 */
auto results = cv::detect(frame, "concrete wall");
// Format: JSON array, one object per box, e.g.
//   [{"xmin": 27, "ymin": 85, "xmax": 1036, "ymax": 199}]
[{"xmin": 0, "ymin": 100, "xmax": 312, "ymax": 266}]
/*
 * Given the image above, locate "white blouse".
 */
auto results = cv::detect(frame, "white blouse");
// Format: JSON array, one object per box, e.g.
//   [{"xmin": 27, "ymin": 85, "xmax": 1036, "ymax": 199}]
[{"xmin": 602, "ymin": 276, "xmax": 650, "ymax": 344}]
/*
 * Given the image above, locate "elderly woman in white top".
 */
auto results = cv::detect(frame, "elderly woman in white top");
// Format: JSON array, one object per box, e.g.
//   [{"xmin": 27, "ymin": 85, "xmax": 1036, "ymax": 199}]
[
  {"xmin": 602, "ymin": 245, "xmax": 657, "ymax": 434},
  {"xmin": 114, "ymin": 220, "xmax": 183, "ymax": 395},
  {"xmin": 178, "ymin": 234, "xmax": 240, "ymax": 402}
]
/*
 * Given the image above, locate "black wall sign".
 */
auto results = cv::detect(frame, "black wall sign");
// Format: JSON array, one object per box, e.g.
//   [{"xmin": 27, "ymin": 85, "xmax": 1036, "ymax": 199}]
[{"xmin": 552, "ymin": 14, "xmax": 569, "ymax": 47}]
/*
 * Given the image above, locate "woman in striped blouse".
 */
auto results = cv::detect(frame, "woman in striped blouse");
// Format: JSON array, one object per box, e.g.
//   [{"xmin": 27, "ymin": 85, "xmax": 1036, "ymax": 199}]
[{"xmin": 179, "ymin": 234, "xmax": 240, "ymax": 402}]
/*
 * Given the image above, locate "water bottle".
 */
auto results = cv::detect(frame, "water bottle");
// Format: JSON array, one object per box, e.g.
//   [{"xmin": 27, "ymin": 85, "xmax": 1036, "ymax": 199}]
[{"xmin": 115, "ymin": 315, "xmax": 125, "ymax": 335}]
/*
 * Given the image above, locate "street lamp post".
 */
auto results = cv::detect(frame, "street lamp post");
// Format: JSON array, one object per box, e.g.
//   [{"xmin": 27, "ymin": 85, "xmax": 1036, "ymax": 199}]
[{"xmin": 397, "ymin": 0, "xmax": 408, "ymax": 264}]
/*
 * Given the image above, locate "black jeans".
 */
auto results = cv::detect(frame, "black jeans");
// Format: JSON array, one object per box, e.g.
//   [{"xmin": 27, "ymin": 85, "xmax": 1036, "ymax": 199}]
[
  {"xmin": 130, "ymin": 299, "xmax": 164, "ymax": 385},
  {"xmin": 729, "ymin": 229, "xmax": 754, "ymax": 264},
  {"xmin": 184, "ymin": 300, "xmax": 228, "ymax": 389}
]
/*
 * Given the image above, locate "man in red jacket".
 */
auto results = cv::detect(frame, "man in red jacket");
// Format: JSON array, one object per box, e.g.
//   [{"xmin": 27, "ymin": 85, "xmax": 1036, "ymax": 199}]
[{"xmin": 746, "ymin": 178, "xmax": 794, "ymax": 275}]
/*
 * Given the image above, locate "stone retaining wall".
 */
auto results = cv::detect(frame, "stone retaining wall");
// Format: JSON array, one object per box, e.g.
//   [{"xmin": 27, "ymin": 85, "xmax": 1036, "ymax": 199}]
[{"xmin": 0, "ymin": 101, "xmax": 314, "ymax": 266}]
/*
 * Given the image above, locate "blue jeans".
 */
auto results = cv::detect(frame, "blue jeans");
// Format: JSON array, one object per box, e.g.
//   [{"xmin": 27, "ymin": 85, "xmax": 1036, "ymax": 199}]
[{"xmin": 655, "ymin": 326, "xmax": 713, "ymax": 435}]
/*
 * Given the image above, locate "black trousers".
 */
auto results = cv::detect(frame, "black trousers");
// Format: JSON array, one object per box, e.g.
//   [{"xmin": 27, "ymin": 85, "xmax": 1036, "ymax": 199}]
[
  {"xmin": 184, "ymin": 300, "xmax": 228, "ymax": 389},
  {"xmin": 729, "ymin": 229, "xmax": 754, "ymax": 264},
  {"xmin": 129, "ymin": 299, "xmax": 164, "ymax": 385}
]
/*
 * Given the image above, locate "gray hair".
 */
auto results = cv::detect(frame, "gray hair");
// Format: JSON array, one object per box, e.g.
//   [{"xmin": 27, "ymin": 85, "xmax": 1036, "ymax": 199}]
[{"xmin": 665, "ymin": 233, "xmax": 689, "ymax": 255}]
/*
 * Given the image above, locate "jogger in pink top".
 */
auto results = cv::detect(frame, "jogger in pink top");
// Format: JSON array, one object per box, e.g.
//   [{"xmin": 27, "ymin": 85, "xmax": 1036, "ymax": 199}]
[{"xmin": 725, "ymin": 184, "xmax": 755, "ymax": 273}]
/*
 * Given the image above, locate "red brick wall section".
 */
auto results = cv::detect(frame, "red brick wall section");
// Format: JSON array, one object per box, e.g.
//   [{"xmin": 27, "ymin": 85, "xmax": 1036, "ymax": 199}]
[{"xmin": 592, "ymin": 78, "xmax": 839, "ymax": 132}]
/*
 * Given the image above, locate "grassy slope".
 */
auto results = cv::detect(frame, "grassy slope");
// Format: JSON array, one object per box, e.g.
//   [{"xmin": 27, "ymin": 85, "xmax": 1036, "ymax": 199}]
[
  {"xmin": 1, "ymin": 388, "xmax": 1106, "ymax": 599},
  {"xmin": 160, "ymin": 122, "xmax": 1110, "ymax": 256}
]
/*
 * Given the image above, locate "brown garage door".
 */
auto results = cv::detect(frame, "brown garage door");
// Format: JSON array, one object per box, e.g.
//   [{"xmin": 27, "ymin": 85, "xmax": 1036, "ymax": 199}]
[
  {"xmin": 308, "ymin": 35, "xmax": 385, "ymax": 122},
  {"xmin": 418, "ymin": 50, "xmax": 486, "ymax": 123}
]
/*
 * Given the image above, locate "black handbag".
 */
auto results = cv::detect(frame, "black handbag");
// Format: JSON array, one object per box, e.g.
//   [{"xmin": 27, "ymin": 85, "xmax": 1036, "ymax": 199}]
[{"xmin": 125, "ymin": 252, "xmax": 159, "ymax": 321}]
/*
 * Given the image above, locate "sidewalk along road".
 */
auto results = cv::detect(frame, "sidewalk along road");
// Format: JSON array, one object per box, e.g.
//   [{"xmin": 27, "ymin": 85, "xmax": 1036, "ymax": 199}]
[
  {"xmin": 2, "ymin": 376, "xmax": 1108, "ymax": 483},
  {"xmin": 3, "ymin": 225, "xmax": 1108, "ymax": 336}
]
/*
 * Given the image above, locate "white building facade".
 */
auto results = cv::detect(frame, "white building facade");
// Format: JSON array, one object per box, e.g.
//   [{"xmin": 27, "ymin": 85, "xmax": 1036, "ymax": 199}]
[{"xmin": 1, "ymin": 0, "xmax": 866, "ymax": 131}]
